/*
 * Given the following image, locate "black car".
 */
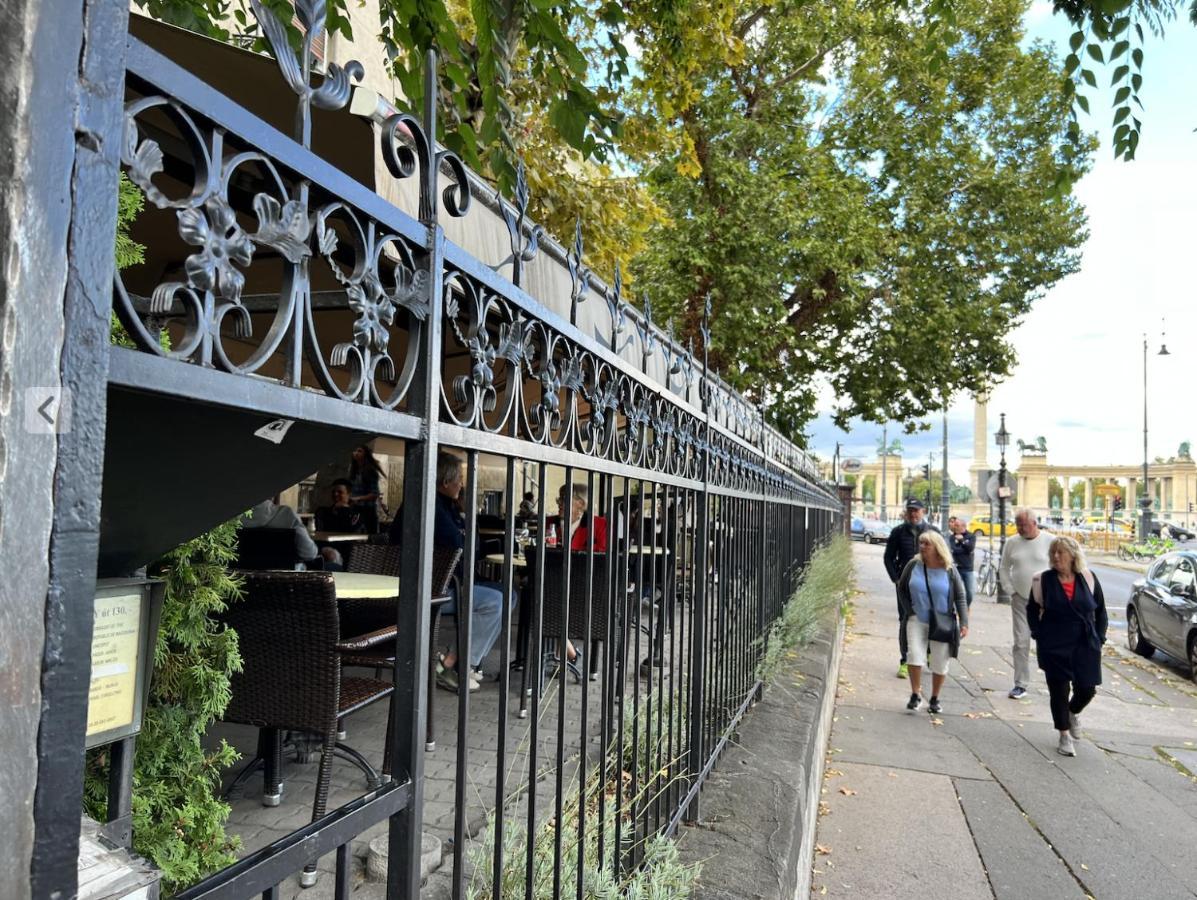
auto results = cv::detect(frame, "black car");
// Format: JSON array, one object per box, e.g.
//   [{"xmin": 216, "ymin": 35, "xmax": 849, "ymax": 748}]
[
  {"xmin": 1151, "ymin": 521, "xmax": 1196, "ymax": 540},
  {"xmin": 1127, "ymin": 551, "xmax": 1197, "ymax": 680}
]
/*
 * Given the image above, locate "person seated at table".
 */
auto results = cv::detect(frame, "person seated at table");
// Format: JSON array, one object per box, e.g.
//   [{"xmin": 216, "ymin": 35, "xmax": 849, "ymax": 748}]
[
  {"xmin": 547, "ymin": 484, "xmax": 608, "ymax": 551},
  {"xmin": 242, "ymin": 498, "xmax": 343, "ymax": 570},
  {"xmin": 517, "ymin": 491, "xmax": 537, "ymax": 520},
  {"xmin": 390, "ymin": 451, "xmax": 517, "ymax": 693},
  {"xmin": 314, "ymin": 479, "xmax": 366, "ymax": 534},
  {"xmin": 543, "ymin": 484, "xmax": 608, "ymax": 671}
]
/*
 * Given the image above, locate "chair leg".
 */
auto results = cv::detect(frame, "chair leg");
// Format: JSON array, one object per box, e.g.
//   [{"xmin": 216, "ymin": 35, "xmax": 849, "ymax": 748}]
[
  {"xmin": 301, "ymin": 730, "xmax": 338, "ymax": 889},
  {"xmin": 262, "ymin": 727, "xmax": 283, "ymax": 807},
  {"xmin": 426, "ymin": 610, "xmax": 440, "ymax": 752}
]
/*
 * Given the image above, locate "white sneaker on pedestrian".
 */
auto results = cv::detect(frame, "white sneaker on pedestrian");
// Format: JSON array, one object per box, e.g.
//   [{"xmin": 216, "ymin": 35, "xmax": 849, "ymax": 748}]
[
  {"xmin": 1068, "ymin": 712, "xmax": 1081, "ymax": 740},
  {"xmin": 1057, "ymin": 733, "xmax": 1076, "ymax": 757},
  {"xmin": 1008, "ymin": 685, "xmax": 1027, "ymax": 700}
]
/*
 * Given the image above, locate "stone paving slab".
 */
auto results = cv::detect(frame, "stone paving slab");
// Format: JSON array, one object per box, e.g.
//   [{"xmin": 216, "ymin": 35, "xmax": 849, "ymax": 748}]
[
  {"xmin": 953, "ymin": 778, "xmax": 1086, "ymax": 900},
  {"xmin": 810, "ymin": 762, "xmax": 991, "ymax": 900}
]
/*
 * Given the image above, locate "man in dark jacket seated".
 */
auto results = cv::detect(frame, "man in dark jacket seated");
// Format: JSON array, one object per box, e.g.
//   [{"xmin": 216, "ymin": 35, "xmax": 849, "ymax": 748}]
[
  {"xmin": 388, "ymin": 452, "xmax": 515, "ymax": 693},
  {"xmin": 315, "ymin": 479, "xmax": 366, "ymax": 534}
]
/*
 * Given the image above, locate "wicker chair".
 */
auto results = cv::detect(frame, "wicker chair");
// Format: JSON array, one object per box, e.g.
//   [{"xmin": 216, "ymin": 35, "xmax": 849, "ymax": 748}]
[
  {"xmin": 525, "ymin": 547, "xmax": 611, "ymax": 691},
  {"xmin": 339, "ymin": 544, "xmax": 461, "ymax": 751},
  {"xmin": 220, "ymin": 571, "xmax": 394, "ymax": 885}
]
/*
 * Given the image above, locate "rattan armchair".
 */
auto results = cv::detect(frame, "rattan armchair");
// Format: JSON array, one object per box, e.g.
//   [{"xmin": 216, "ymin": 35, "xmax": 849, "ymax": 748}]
[
  {"xmin": 525, "ymin": 547, "xmax": 611, "ymax": 691},
  {"xmin": 219, "ymin": 570, "xmax": 394, "ymax": 886},
  {"xmin": 339, "ymin": 543, "xmax": 461, "ymax": 751}
]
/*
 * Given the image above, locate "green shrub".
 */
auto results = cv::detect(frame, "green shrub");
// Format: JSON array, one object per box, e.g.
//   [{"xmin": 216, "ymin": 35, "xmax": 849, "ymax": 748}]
[
  {"xmin": 757, "ymin": 535, "xmax": 854, "ymax": 683},
  {"xmin": 84, "ymin": 521, "xmax": 244, "ymax": 895}
]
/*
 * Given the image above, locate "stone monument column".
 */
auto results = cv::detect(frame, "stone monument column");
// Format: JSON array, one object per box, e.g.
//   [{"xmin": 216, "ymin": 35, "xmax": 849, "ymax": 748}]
[{"xmin": 969, "ymin": 392, "xmax": 990, "ymax": 512}]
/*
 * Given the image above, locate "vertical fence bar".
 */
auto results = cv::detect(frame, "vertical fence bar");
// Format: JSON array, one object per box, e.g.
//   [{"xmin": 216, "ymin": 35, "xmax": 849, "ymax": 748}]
[
  {"xmin": 451, "ymin": 449, "xmax": 479, "ymax": 897},
  {"xmin": 524, "ymin": 460, "xmax": 549, "ymax": 900},
  {"xmin": 491, "ymin": 454, "xmax": 519, "ymax": 900},
  {"xmin": 552, "ymin": 466, "xmax": 574, "ymax": 898}
]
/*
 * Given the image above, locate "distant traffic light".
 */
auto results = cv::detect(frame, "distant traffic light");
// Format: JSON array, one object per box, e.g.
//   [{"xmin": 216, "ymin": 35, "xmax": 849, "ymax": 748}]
[
  {"xmin": 921, "ymin": 464, "xmax": 930, "ymax": 480},
  {"xmin": 1114, "ymin": 496, "xmax": 1123, "ymax": 511}
]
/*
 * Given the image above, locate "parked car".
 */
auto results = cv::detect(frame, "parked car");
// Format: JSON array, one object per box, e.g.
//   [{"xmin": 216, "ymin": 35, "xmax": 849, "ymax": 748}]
[
  {"xmin": 969, "ymin": 514, "xmax": 1017, "ymax": 538},
  {"xmin": 850, "ymin": 517, "xmax": 867, "ymax": 541},
  {"xmin": 860, "ymin": 519, "xmax": 895, "ymax": 544},
  {"xmin": 1126, "ymin": 551, "xmax": 1197, "ymax": 680},
  {"xmin": 1084, "ymin": 515, "xmax": 1133, "ymax": 534}
]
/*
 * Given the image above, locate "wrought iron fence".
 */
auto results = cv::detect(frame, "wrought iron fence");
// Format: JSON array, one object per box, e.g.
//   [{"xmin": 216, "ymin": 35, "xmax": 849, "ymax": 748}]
[{"xmin": 106, "ymin": 2, "xmax": 841, "ymax": 895}]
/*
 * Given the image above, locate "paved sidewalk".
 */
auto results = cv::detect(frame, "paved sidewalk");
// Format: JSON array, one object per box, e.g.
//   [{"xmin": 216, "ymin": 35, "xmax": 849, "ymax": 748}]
[{"xmin": 811, "ymin": 543, "xmax": 1197, "ymax": 900}]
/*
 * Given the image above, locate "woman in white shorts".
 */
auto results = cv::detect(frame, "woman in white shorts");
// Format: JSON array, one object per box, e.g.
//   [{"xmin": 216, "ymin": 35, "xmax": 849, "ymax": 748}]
[{"xmin": 896, "ymin": 531, "xmax": 969, "ymax": 714}]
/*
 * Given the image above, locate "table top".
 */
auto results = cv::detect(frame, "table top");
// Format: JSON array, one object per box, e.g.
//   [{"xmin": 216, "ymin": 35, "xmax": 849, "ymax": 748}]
[
  {"xmin": 627, "ymin": 545, "xmax": 670, "ymax": 555},
  {"xmin": 314, "ymin": 532, "xmax": 370, "ymax": 543},
  {"xmin": 332, "ymin": 572, "xmax": 399, "ymax": 599},
  {"xmin": 476, "ymin": 527, "xmax": 507, "ymax": 536},
  {"xmin": 483, "ymin": 553, "xmax": 528, "ymax": 568}
]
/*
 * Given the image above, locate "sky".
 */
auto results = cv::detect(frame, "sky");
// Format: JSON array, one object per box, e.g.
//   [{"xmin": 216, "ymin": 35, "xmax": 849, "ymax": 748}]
[{"xmin": 809, "ymin": 2, "xmax": 1197, "ymax": 485}]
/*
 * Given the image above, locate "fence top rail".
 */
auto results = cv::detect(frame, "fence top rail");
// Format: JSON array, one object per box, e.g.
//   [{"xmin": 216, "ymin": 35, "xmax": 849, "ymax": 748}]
[{"xmin": 115, "ymin": 10, "xmax": 833, "ymax": 498}]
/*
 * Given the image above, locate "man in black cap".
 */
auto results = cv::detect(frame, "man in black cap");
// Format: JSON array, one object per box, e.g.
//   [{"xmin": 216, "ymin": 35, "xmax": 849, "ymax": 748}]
[{"xmin": 884, "ymin": 499, "xmax": 939, "ymax": 678}]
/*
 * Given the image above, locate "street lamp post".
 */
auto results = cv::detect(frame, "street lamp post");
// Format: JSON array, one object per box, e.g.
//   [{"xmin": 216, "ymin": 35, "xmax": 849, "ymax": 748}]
[
  {"xmin": 1141, "ymin": 328, "xmax": 1170, "ymax": 539},
  {"xmin": 996, "ymin": 413, "xmax": 1010, "ymax": 604},
  {"xmin": 940, "ymin": 402, "xmax": 950, "ymax": 531},
  {"xmin": 880, "ymin": 423, "xmax": 888, "ymax": 522}
]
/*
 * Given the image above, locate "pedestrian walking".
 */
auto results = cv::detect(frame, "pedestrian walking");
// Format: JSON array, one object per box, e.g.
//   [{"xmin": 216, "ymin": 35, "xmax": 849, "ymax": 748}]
[
  {"xmin": 1027, "ymin": 536, "xmax": 1108, "ymax": 757},
  {"xmin": 998, "ymin": 508, "xmax": 1053, "ymax": 699},
  {"xmin": 884, "ymin": 499, "xmax": 939, "ymax": 679},
  {"xmin": 895, "ymin": 531, "xmax": 969, "ymax": 714},
  {"xmin": 947, "ymin": 516, "xmax": 977, "ymax": 606}
]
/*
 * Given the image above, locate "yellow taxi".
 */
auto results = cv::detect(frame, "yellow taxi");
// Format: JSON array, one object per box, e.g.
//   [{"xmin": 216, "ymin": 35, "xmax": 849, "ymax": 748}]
[
  {"xmin": 1083, "ymin": 516, "xmax": 1133, "ymax": 534},
  {"xmin": 968, "ymin": 514, "xmax": 1018, "ymax": 537}
]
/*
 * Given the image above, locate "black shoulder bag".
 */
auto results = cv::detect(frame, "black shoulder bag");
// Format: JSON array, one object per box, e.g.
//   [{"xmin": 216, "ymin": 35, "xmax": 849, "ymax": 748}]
[{"xmin": 925, "ymin": 565, "xmax": 959, "ymax": 644}]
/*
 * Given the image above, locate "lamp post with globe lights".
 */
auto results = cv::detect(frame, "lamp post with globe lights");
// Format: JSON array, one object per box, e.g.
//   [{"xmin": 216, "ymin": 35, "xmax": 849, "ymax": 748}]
[{"xmin": 1141, "ymin": 326, "xmax": 1170, "ymax": 539}]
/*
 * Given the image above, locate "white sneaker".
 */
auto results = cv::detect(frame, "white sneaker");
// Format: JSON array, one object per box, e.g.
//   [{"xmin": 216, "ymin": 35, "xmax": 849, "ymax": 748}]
[
  {"xmin": 1057, "ymin": 733, "xmax": 1076, "ymax": 757},
  {"xmin": 1068, "ymin": 712, "xmax": 1081, "ymax": 740}
]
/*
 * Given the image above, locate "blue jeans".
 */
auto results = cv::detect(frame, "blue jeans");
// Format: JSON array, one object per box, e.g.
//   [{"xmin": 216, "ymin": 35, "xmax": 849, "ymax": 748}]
[
  {"xmin": 959, "ymin": 569, "xmax": 975, "ymax": 608},
  {"xmin": 442, "ymin": 581, "xmax": 516, "ymax": 668}
]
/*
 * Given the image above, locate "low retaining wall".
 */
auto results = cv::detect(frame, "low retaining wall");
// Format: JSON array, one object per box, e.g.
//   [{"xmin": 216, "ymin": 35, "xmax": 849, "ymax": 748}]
[{"xmin": 677, "ymin": 605, "xmax": 845, "ymax": 900}]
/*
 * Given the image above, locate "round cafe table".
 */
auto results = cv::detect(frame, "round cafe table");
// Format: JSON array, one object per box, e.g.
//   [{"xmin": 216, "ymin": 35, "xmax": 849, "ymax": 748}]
[
  {"xmin": 331, "ymin": 572, "xmax": 399, "ymax": 599},
  {"xmin": 314, "ymin": 532, "xmax": 371, "ymax": 543}
]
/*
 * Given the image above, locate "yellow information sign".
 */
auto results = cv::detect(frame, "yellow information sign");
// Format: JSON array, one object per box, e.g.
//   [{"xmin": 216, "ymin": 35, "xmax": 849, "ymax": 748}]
[
  {"xmin": 1094, "ymin": 484, "xmax": 1123, "ymax": 499},
  {"xmin": 86, "ymin": 591, "xmax": 143, "ymax": 739}
]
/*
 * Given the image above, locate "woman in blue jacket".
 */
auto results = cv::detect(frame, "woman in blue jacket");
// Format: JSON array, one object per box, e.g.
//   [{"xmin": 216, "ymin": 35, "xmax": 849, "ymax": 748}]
[{"xmin": 896, "ymin": 531, "xmax": 969, "ymax": 715}]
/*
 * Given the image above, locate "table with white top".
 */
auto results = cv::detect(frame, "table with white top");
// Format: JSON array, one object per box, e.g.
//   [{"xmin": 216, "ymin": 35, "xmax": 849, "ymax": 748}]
[
  {"xmin": 314, "ymin": 531, "xmax": 371, "ymax": 543},
  {"xmin": 331, "ymin": 572, "xmax": 400, "ymax": 599}
]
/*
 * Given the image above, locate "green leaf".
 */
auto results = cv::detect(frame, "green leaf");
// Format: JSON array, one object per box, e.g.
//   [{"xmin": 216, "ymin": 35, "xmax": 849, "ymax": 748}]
[
  {"xmin": 1086, "ymin": 45, "xmax": 1104, "ymax": 64},
  {"xmin": 549, "ymin": 96, "xmax": 588, "ymax": 150},
  {"xmin": 1082, "ymin": 69, "xmax": 1097, "ymax": 88},
  {"xmin": 1132, "ymin": 48, "xmax": 1143, "ymax": 68},
  {"xmin": 1064, "ymin": 53, "xmax": 1080, "ymax": 76},
  {"xmin": 1112, "ymin": 40, "xmax": 1129, "ymax": 58},
  {"xmin": 1069, "ymin": 31, "xmax": 1084, "ymax": 52},
  {"xmin": 1113, "ymin": 106, "xmax": 1130, "ymax": 125},
  {"xmin": 1113, "ymin": 85, "xmax": 1130, "ymax": 104},
  {"xmin": 1076, "ymin": 94, "xmax": 1091, "ymax": 114},
  {"xmin": 1111, "ymin": 64, "xmax": 1129, "ymax": 84},
  {"xmin": 1110, "ymin": 15, "xmax": 1130, "ymax": 36}
]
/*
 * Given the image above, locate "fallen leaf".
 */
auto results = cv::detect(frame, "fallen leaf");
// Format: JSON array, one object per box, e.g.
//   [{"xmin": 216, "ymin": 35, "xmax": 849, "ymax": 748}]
[
  {"xmin": 931, "ymin": 717, "xmax": 944, "ymax": 726},
  {"xmin": 839, "ymin": 787, "xmax": 857, "ymax": 796},
  {"xmin": 815, "ymin": 844, "xmax": 832, "ymax": 856},
  {"xmin": 826, "ymin": 769, "xmax": 845, "ymax": 777},
  {"xmin": 887, "ymin": 772, "xmax": 899, "ymax": 778},
  {"xmin": 1080, "ymin": 864, "xmax": 1089, "ymax": 871}
]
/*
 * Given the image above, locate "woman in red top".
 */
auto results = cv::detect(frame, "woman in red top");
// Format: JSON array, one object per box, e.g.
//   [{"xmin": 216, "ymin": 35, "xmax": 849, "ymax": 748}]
[
  {"xmin": 549, "ymin": 484, "xmax": 608, "ymax": 552},
  {"xmin": 1027, "ymin": 535, "xmax": 1108, "ymax": 758}
]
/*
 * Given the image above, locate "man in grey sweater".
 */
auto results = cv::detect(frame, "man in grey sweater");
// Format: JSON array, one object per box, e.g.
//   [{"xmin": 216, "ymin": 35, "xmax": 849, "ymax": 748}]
[{"xmin": 998, "ymin": 508, "xmax": 1053, "ymax": 699}]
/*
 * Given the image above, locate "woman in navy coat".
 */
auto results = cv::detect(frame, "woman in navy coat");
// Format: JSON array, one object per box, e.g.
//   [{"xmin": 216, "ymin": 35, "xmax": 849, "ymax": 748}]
[{"xmin": 1027, "ymin": 535, "xmax": 1108, "ymax": 758}]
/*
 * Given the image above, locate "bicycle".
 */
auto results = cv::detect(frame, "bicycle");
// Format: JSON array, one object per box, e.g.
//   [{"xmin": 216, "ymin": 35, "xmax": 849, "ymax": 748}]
[{"xmin": 976, "ymin": 548, "xmax": 998, "ymax": 596}]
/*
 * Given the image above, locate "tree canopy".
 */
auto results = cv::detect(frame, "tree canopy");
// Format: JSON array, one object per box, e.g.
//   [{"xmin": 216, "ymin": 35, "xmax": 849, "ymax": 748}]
[
  {"xmin": 136, "ymin": 0, "xmax": 1093, "ymax": 443},
  {"xmin": 631, "ymin": 0, "xmax": 1091, "ymax": 436}
]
